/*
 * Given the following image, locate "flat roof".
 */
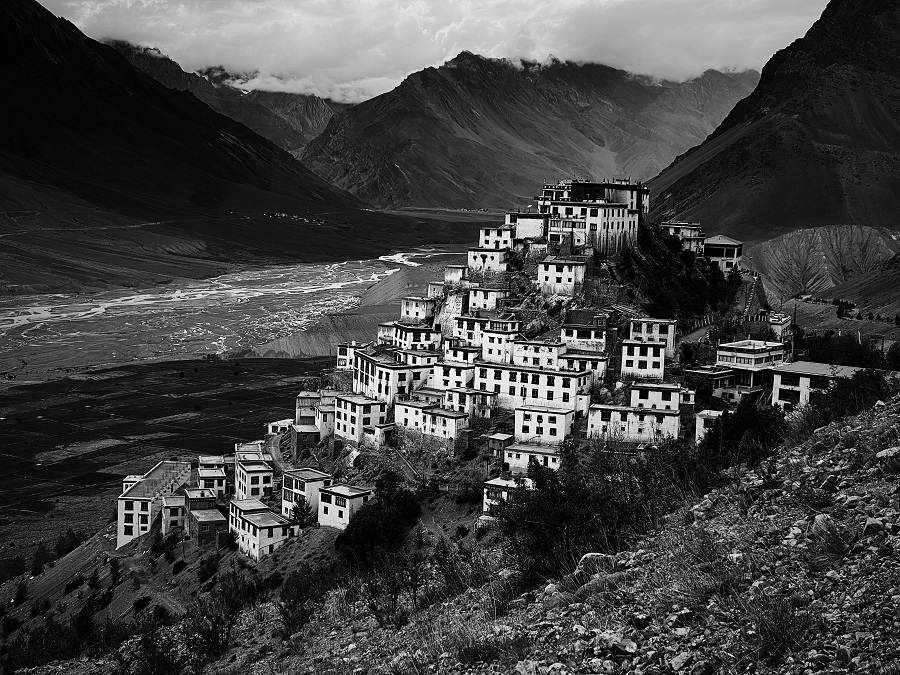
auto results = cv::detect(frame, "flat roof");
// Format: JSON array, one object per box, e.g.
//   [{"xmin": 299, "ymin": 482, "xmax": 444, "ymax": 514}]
[
  {"xmin": 539, "ymin": 258, "xmax": 587, "ymax": 266},
  {"xmin": 284, "ymin": 467, "xmax": 332, "ymax": 481},
  {"xmin": 162, "ymin": 495, "xmax": 185, "ymax": 507},
  {"xmin": 514, "ymin": 339, "xmax": 565, "ymax": 346},
  {"xmin": 191, "ymin": 509, "xmax": 226, "ymax": 523},
  {"xmin": 478, "ymin": 362, "xmax": 591, "ymax": 377},
  {"xmin": 589, "ymin": 404, "xmax": 679, "ymax": 416},
  {"xmin": 336, "ymin": 393, "xmax": 382, "ymax": 404},
  {"xmin": 293, "ymin": 424, "xmax": 321, "ymax": 434},
  {"xmin": 488, "ymin": 433, "xmax": 514, "ymax": 441},
  {"xmin": 621, "ymin": 338, "xmax": 667, "ymax": 346},
  {"xmin": 244, "ymin": 511, "xmax": 291, "ymax": 528},
  {"xmin": 562, "ymin": 350, "xmax": 608, "ymax": 358},
  {"xmin": 239, "ymin": 462, "xmax": 272, "ymax": 472},
  {"xmin": 772, "ymin": 361, "xmax": 862, "ymax": 378},
  {"xmin": 631, "ymin": 317, "xmax": 678, "ymax": 324},
  {"xmin": 295, "ymin": 391, "xmax": 320, "ymax": 398},
  {"xmin": 396, "ymin": 400, "xmax": 436, "ymax": 409},
  {"xmin": 719, "ymin": 340, "xmax": 783, "ymax": 349},
  {"xmin": 231, "ymin": 498, "xmax": 269, "ymax": 512},
  {"xmin": 630, "ymin": 382, "xmax": 683, "ymax": 390},
  {"xmin": 484, "ymin": 476, "xmax": 532, "ymax": 489},
  {"xmin": 447, "ymin": 387, "xmax": 495, "ymax": 395},
  {"xmin": 697, "ymin": 409, "xmax": 724, "ymax": 419},
  {"xmin": 120, "ymin": 460, "xmax": 192, "ymax": 500},
  {"xmin": 198, "ymin": 455, "xmax": 224, "ymax": 464},
  {"xmin": 427, "ymin": 407, "xmax": 468, "ymax": 419},
  {"xmin": 185, "ymin": 488, "xmax": 217, "ymax": 499},
  {"xmin": 507, "ymin": 443, "xmax": 561, "ymax": 454},
  {"xmin": 516, "ymin": 405, "xmax": 574, "ymax": 414},
  {"xmin": 198, "ymin": 468, "xmax": 226, "ymax": 477},
  {"xmin": 705, "ymin": 235, "xmax": 743, "ymax": 246},
  {"xmin": 321, "ymin": 484, "xmax": 373, "ymax": 498}
]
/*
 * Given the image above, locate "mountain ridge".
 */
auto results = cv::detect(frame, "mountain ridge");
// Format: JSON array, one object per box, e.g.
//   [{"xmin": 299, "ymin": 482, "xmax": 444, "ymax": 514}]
[{"xmin": 302, "ymin": 53, "xmax": 759, "ymax": 209}]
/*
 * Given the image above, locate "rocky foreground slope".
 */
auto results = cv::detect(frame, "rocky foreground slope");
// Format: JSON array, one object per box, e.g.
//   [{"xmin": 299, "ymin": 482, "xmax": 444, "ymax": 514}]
[{"xmin": 31, "ymin": 393, "xmax": 900, "ymax": 675}]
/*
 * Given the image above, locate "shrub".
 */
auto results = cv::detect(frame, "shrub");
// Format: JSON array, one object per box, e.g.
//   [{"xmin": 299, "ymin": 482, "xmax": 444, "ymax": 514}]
[
  {"xmin": 13, "ymin": 579, "xmax": 28, "ymax": 606},
  {"xmin": 54, "ymin": 529, "xmax": 86, "ymax": 559},
  {"xmin": 30, "ymin": 544, "xmax": 53, "ymax": 576},
  {"xmin": 197, "ymin": 555, "xmax": 218, "ymax": 582},
  {"xmin": 277, "ymin": 563, "xmax": 326, "ymax": 636},
  {"xmin": 172, "ymin": 560, "xmax": 187, "ymax": 575},
  {"xmin": 2, "ymin": 615, "xmax": 22, "ymax": 634},
  {"xmin": 63, "ymin": 574, "xmax": 85, "ymax": 596},
  {"xmin": 133, "ymin": 596, "xmax": 151, "ymax": 613},
  {"xmin": 739, "ymin": 591, "xmax": 813, "ymax": 662}
]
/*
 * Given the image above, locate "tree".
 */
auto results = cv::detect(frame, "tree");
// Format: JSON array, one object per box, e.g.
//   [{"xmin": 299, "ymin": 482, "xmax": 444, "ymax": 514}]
[
  {"xmin": 30, "ymin": 544, "xmax": 52, "ymax": 576},
  {"xmin": 290, "ymin": 497, "xmax": 315, "ymax": 528},
  {"xmin": 12, "ymin": 580, "xmax": 27, "ymax": 607},
  {"xmin": 108, "ymin": 556, "xmax": 120, "ymax": 586}
]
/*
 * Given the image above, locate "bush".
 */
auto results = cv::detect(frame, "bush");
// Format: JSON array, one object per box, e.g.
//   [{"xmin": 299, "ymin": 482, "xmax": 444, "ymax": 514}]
[
  {"xmin": 277, "ymin": 563, "xmax": 326, "ymax": 635},
  {"xmin": 197, "ymin": 555, "xmax": 218, "ymax": 583},
  {"xmin": 133, "ymin": 596, "xmax": 151, "ymax": 613},
  {"xmin": 30, "ymin": 544, "xmax": 53, "ymax": 576},
  {"xmin": 13, "ymin": 579, "xmax": 28, "ymax": 606},
  {"xmin": 63, "ymin": 574, "xmax": 85, "ymax": 596},
  {"xmin": 739, "ymin": 591, "xmax": 813, "ymax": 662},
  {"xmin": 54, "ymin": 529, "xmax": 86, "ymax": 559},
  {"xmin": 2, "ymin": 615, "xmax": 22, "ymax": 634},
  {"xmin": 172, "ymin": 560, "xmax": 187, "ymax": 575}
]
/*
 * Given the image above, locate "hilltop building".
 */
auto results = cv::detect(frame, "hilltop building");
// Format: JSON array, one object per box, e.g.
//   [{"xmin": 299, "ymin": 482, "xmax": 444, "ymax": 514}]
[
  {"xmin": 116, "ymin": 460, "xmax": 192, "ymax": 549},
  {"xmin": 704, "ymin": 235, "xmax": 743, "ymax": 271}
]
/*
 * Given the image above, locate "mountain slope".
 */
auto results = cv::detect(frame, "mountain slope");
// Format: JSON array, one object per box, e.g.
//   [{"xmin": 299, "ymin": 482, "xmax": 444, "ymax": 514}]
[
  {"xmin": 302, "ymin": 53, "xmax": 758, "ymax": 209},
  {"xmin": 0, "ymin": 0, "xmax": 474, "ymax": 293},
  {"xmin": 650, "ymin": 0, "xmax": 900, "ymax": 245}
]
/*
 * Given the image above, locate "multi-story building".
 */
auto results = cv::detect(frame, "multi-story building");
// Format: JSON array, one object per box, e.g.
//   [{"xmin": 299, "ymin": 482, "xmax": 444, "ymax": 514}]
[
  {"xmin": 161, "ymin": 495, "xmax": 185, "ymax": 536},
  {"xmin": 116, "ymin": 460, "xmax": 192, "ymax": 549},
  {"xmin": 771, "ymin": 361, "xmax": 862, "ymax": 410},
  {"xmin": 662, "ymin": 221, "xmax": 705, "ymax": 253},
  {"xmin": 620, "ymin": 340, "xmax": 666, "ymax": 380},
  {"xmin": 505, "ymin": 211, "xmax": 547, "ymax": 240},
  {"xmin": 443, "ymin": 387, "xmax": 498, "ymax": 420},
  {"xmin": 319, "ymin": 484, "xmax": 374, "ymax": 530},
  {"xmin": 468, "ymin": 286, "xmax": 510, "ymax": 311},
  {"xmin": 481, "ymin": 326, "xmax": 518, "ymax": 364},
  {"xmin": 479, "ymin": 226, "xmax": 515, "ymax": 250},
  {"xmin": 400, "ymin": 296, "xmax": 436, "ymax": 322},
  {"xmin": 560, "ymin": 324, "xmax": 607, "ymax": 353},
  {"xmin": 467, "ymin": 247, "xmax": 509, "ymax": 274},
  {"xmin": 512, "ymin": 340, "xmax": 565, "ymax": 369},
  {"xmin": 587, "ymin": 405, "xmax": 680, "ymax": 443},
  {"xmin": 376, "ymin": 322, "xmax": 443, "ymax": 351},
  {"xmin": 503, "ymin": 443, "xmax": 562, "ymax": 473},
  {"xmin": 628, "ymin": 382, "xmax": 689, "ymax": 411},
  {"xmin": 474, "ymin": 362, "xmax": 591, "ymax": 413},
  {"xmin": 514, "ymin": 406, "xmax": 574, "ymax": 445},
  {"xmin": 431, "ymin": 361, "xmax": 476, "ymax": 390},
  {"xmin": 235, "ymin": 460, "xmax": 273, "ymax": 501},
  {"xmin": 695, "ymin": 409, "xmax": 724, "ymax": 446},
  {"xmin": 537, "ymin": 257, "xmax": 587, "ymax": 296},
  {"xmin": 704, "ymin": 235, "xmax": 743, "ymax": 271},
  {"xmin": 336, "ymin": 341, "xmax": 370, "ymax": 371},
  {"xmin": 352, "ymin": 346, "xmax": 434, "ymax": 403},
  {"xmin": 281, "ymin": 468, "xmax": 332, "ymax": 519},
  {"xmin": 482, "ymin": 476, "xmax": 533, "ymax": 516},
  {"xmin": 334, "ymin": 394, "xmax": 388, "ymax": 444},
  {"xmin": 716, "ymin": 339, "xmax": 785, "ymax": 402},
  {"xmin": 188, "ymin": 509, "xmax": 227, "ymax": 547},
  {"xmin": 394, "ymin": 401, "xmax": 469, "ymax": 444},
  {"xmin": 314, "ymin": 403, "xmax": 335, "ymax": 437},
  {"xmin": 198, "ymin": 467, "xmax": 227, "ymax": 497},
  {"xmin": 444, "ymin": 264, "xmax": 470, "ymax": 287},
  {"xmin": 229, "ymin": 498, "xmax": 296, "ymax": 562},
  {"xmin": 558, "ymin": 351, "xmax": 608, "ymax": 386},
  {"xmin": 453, "ymin": 315, "xmax": 521, "ymax": 348},
  {"xmin": 629, "ymin": 318, "xmax": 677, "ymax": 358}
]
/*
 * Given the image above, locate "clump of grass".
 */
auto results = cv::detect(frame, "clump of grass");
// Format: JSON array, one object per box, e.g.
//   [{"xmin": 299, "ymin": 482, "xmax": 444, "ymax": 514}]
[
  {"xmin": 403, "ymin": 613, "xmax": 531, "ymax": 669},
  {"xmin": 738, "ymin": 591, "xmax": 813, "ymax": 663}
]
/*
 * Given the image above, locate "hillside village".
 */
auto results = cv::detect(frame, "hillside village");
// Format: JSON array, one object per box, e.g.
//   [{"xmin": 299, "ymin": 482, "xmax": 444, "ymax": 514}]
[{"xmin": 111, "ymin": 178, "xmax": 864, "ymax": 566}]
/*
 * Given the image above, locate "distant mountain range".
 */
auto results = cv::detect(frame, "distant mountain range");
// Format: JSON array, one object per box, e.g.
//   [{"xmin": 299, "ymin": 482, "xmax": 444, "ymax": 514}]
[
  {"xmin": 106, "ymin": 42, "xmax": 340, "ymax": 155},
  {"xmin": 301, "ymin": 52, "xmax": 759, "ymax": 209},
  {"xmin": 0, "ymin": 0, "xmax": 472, "ymax": 293},
  {"xmin": 650, "ymin": 0, "xmax": 900, "ymax": 246}
]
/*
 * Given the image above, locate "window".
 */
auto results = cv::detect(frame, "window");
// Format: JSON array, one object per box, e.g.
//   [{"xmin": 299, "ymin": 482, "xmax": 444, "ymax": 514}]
[
  {"xmin": 522, "ymin": 426, "xmax": 530, "ymax": 434},
  {"xmin": 251, "ymin": 476, "xmax": 260, "ymax": 484},
  {"xmin": 139, "ymin": 514, "xmax": 148, "ymax": 525},
  {"xmin": 124, "ymin": 501, "xmax": 134, "ymax": 511},
  {"xmin": 323, "ymin": 506, "xmax": 329, "ymax": 514},
  {"xmin": 140, "ymin": 502, "xmax": 148, "ymax": 511},
  {"xmin": 124, "ymin": 513, "xmax": 133, "ymax": 524},
  {"xmin": 639, "ymin": 390, "xmax": 649, "ymax": 399},
  {"xmin": 124, "ymin": 526, "xmax": 133, "ymax": 536}
]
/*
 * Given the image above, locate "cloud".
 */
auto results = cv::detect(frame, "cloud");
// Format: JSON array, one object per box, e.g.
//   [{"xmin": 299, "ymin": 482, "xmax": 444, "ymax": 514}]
[{"xmin": 44, "ymin": 0, "xmax": 828, "ymax": 102}]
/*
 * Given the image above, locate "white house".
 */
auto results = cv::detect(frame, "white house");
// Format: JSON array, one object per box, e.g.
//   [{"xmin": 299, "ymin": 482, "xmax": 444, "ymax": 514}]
[
  {"xmin": 376, "ymin": 322, "xmax": 443, "ymax": 351},
  {"xmin": 116, "ymin": 460, "xmax": 192, "ymax": 549},
  {"xmin": 394, "ymin": 401, "xmax": 469, "ymax": 445},
  {"xmin": 560, "ymin": 324, "xmax": 607, "ymax": 353},
  {"xmin": 662, "ymin": 221, "xmax": 705, "ymax": 253},
  {"xmin": 512, "ymin": 340, "xmax": 565, "ymax": 369},
  {"xmin": 474, "ymin": 362, "xmax": 591, "ymax": 413},
  {"xmin": 198, "ymin": 467, "xmax": 227, "ymax": 498},
  {"xmin": 443, "ymin": 387, "xmax": 498, "ymax": 420},
  {"xmin": 479, "ymin": 226, "xmax": 515, "ymax": 250},
  {"xmin": 505, "ymin": 212, "xmax": 547, "ymax": 240},
  {"xmin": 704, "ymin": 235, "xmax": 743, "ymax": 271},
  {"xmin": 620, "ymin": 340, "xmax": 666, "ymax": 380},
  {"xmin": 352, "ymin": 347, "xmax": 432, "ymax": 403},
  {"xmin": 235, "ymin": 459, "xmax": 273, "ymax": 501},
  {"xmin": 558, "ymin": 351, "xmax": 608, "ymax": 386},
  {"xmin": 295, "ymin": 391, "xmax": 320, "ymax": 424},
  {"xmin": 629, "ymin": 318, "xmax": 677, "ymax": 358},
  {"xmin": 314, "ymin": 403, "xmax": 335, "ymax": 437},
  {"xmin": 481, "ymin": 327, "xmax": 517, "ymax": 364},
  {"xmin": 336, "ymin": 341, "xmax": 370, "ymax": 371},
  {"xmin": 771, "ymin": 361, "xmax": 863, "ymax": 410},
  {"xmin": 695, "ymin": 409, "xmax": 724, "ymax": 446},
  {"xmin": 281, "ymin": 468, "xmax": 332, "ymax": 519},
  {"xmin": 504, "ymin": 442, "xmax": 562, "ymax": 473},
  {"xmin": 587, "ymin": 404, "xmax": 680, "ymax": 444},
  {"xmin": 482, "ymin": 476, "xmax": 534, "ymax": 516},
  {"xmin": 431, "ymin": 361, "xmax": 476, "ymax": 390},
  {"xmin": 229, "ymin": 499, "xmax": 296, "ymax": 562},
  {"xmin": 319, "ymin": 484, "xmax": 374, "ymax": 530},
  {"xmin": 628, "ymin": 382, "xmax": 688, "ymax": 411},
  {"xmin": 537, "ymin": 257, "xmax": 587, "ymax": 296},
  {"xmin": 335, "ymin": 394, "xmax": 388, "ymax": 445},
  {"xmin": 514, "ymin": 406, "xmax": 574, "ymax": 445},
  {"xmin": 161, "ymin": 495, "xmax": 185, "ymax": 537},
  {"xmin": 716, "ymin": 339, "xmax": 785, "ymax": 402},
  {"xmin": 468, "ymin": 286, "xmax": 510, "ymax": 311},
  {"xmin": 453, "ymin": 315, "xmax": 521, "ymax": 348},
  {"xmin": 400, "ymin": 296, "xmax": 436, "ymax": 322},
  {"xmin": 444, "ymin": 264, "xmax": 469, "ymax": 287},
  {"xmin": 467, "ymin": 247, "xmax": 509, "ymax": 274}
]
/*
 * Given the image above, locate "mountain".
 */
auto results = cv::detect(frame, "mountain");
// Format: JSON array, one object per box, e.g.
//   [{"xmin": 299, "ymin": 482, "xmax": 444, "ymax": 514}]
[
  {"xmin": 106, "ymin": 42, "xmax": 335, "ymax": 154},
  {"xmin": 650, "ymin": 0, "xmax": 900, "ymax": 245},
  {"xmin": 0, "ymin": 0, "xmax": 472, "ymax": 293},
  {"xmin": 302, "ymin": 53, "xmax": 759, "ymax": 209}
]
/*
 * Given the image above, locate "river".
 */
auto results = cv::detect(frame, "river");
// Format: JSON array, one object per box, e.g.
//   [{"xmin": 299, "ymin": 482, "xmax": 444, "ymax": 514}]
[{"xmin": 0, "ymin": 248, "xmax": 459, "ymax": 380}]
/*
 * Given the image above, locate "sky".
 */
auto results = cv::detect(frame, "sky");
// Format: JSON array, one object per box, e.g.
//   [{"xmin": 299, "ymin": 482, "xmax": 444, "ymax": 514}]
[{"xmin": 43, "ymin": 0, "xmax": 829, "ymax": 103}]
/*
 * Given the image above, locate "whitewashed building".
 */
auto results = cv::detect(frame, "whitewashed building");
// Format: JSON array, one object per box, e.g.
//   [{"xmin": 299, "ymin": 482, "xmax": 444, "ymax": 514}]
[
  {"xmin": 587, "ymin": 404, "xmax": 680, "ymax": 444},
  {"xmin": 444, "ymin": 264, "xmax": 469, "ymax": 287},
  {"xmin": 198, "ymin": 467, "xmax": 227, "ymax": 498},
  {"xmin": 704, "ymin": 235, "xmax": 743, "ymax": 271},
  {"xmin": 716, "ymin": 339, "xmax": 785, "ymax": 402},
  {"xmin": 116, "ymin": 460, "xmax": 192, "ymax": 549},
  {"xmin": 771, "ymin": 361, "xmax": 862, "ymax": 410},
  {"xmin": 560, "ymin": 324, "xmax": 607, "ymax": 353},
  {"xmin": 504, "ymin": 443, "xmax": 562, "ymax": 473},
  {"xmin": 629, "ymin": 318, "xmax": 677, "ymax": 358},
  {"xmin": 628, "ymin": 382, "xmax": 689, "ymax": 411},
  {"xmin": 453, "ymin": 315, "xmax": 521, "ymax": 348},
  {"xmin": 443, "ymin": 387, "xmax": 498, "ymax": 419},
  {"xmin": 431, "ymin": 361, "xmax": 476, "ymax": 390},
  {"xmin": 467, "ymin": 247, "xmax": 509, "ymax": 274},
  {"xmin": 474, "ymin": 362, "xmax": 591, "ymax": 413},
  {"xmin": 482, "ymin": 476, "xmax": 534, "ymax": 517},
  {"xmin": 336, "ymin": 341, "xmax": 370, "ymax": 371},
  {"xmin": 620, "ymin": 340, "xmax": 666, "ymax": 380},
  {"xmin": 695, "ymin": 409, "xmax": 724, "ymax": 445},
  {"xmin": 400, "ymin": 296, "xmax": 436, "ymax": 322},
  {"xmin": 514, "ymin": 406, "xmax": 574, "ymax": 445},
  {"xmin": 394, "ymin": 401, "xmax": 469, "ymax": 444},
  {"xmin": 512, "ymin": 340, "xmax": 565, "ymax": 369},
  {"xmin": 505, "ymin": 212, "xmax": 547, "ymax": 240},
  {"xmin": 335, "ymin": 394, "xmax": 388, "ymax": 444},
  {"xmin": 229, "ymin": 498, "xmax": 296, "ymax": 562},
  {"xmin": 235, "ymin": 459, "xmax": 273, "ymax": 501},
  {"xmin": 352, "ymin": 347, "xmax": 433, "ymax": 403},
  {"xmin": 319, "ymin": 484, "xmax": 374, "ymax": 530},
  {"xmin": 479, "ymin": 226, "xmax": 515, "ymax": 250},
  {"xmin": 662, "ymin": 221, "xmax": 705, "ymax": 253},
  {"xmin": 537, "ymin": 257, "xmax": 587, "ymax": 296},
  {"xmin": 468, "ymin": 286, "xmax": 510, "ymax": 311},
  {"xmin": 281, "ymin": 468, "xmax": 332, "ymax": 519}
]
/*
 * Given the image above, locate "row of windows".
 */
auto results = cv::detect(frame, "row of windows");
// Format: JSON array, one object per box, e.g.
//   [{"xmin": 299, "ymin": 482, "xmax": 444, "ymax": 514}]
[
  {"xmin": 623, "ymin": 360, "xmax": 662, "ymax": 371},
  {"xmin": 624, "ymin": 345, "xmax": 663, "ymax": 356},
  {"xmin": 521, "ymin": 426, "xmax": 558, "ymax": 436},
  {"xmin": 122, "ymin": 501, "xmax": 149, "ymax": 512},
  {"xmin": 480, "ymin": 383, "xmax": 572, "ymax": 401},
  {"xmin": 637, "ymin": 390, "xmax": 674, "ymax": 400},
  {"xmin": 480, "ymin": 369, "xmax": 574, "ymax": 387}
]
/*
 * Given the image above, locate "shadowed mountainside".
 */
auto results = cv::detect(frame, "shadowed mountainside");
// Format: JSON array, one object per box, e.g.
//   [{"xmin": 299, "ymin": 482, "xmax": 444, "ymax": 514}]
[
  {"xmin": 302, "ymin": 53, "xmax": 758, "ymax": 209},
  {"xmin": 650, "ymin": 0, "xmax": 900, "ymax": 245},
  {"xmin": 0, "ymin": 0, "xmax": 476, "ymax": 293}
]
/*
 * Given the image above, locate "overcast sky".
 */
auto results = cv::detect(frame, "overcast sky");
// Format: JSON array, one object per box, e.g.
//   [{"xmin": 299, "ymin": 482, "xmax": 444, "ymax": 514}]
[{"xmin": 45, "ymin": 0, "xmax": 828, "ymax": 102}]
